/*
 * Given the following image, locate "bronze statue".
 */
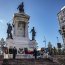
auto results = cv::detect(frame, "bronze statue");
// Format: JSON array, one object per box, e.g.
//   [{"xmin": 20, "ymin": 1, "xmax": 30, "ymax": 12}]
[
  {"xmin": 7, "ymin": 23, "xmax": 13, "ymax": 39},
  {"xmin": 30, "ymin": 27, "xmax": 36, "ymax": 40},
  {"xmin": 17, "ymin": 2, "xmax": 24, "ymax": 13}
]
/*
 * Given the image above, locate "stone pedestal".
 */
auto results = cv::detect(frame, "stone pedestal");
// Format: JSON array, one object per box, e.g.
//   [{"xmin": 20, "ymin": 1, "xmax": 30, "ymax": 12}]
[
  {"xmin": 6, "ymin": 39, "xmax": 14, "ymax": 48},
  {"xmin": 6, "ymin": 37, "xmax": 37, "ymax": 53},
  {"xmin": 6, "ymin": 12, "xmax": 30, "ymax": 51},
  {"xmin": 29, "ymin": 40, "xmax": 38, "ymax": 50}
]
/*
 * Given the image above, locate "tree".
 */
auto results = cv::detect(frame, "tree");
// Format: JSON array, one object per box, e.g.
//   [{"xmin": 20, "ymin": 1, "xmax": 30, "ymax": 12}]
[
  {"xmin": 0, "ymin": 38, "xmax": 6, "ymax": 54},
  {"xmin": 57, "ymin": 43, "xmax": 62, "ymax": 55},
  {"xmin": 53, "ymin": 47, "xmax": 57, "ymax": 55},
  {"xmin": 48, "ymin": 42, "xmax": 52, "ymax": 55}
]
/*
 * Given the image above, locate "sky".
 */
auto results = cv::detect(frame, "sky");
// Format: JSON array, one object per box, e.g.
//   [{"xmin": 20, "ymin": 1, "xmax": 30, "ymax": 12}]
[{"xmin": 0, "ymin": 0, "xmax": 65, "ymax": 48}]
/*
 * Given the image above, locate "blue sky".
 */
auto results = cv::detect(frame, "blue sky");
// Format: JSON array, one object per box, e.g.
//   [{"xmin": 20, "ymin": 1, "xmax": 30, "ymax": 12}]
[{"xmin": 0, "ymin": 0, "xmax": 65, "ymax": 48}]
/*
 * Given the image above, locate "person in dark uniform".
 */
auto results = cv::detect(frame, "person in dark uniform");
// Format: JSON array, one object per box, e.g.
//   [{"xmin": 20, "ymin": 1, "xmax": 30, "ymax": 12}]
[
  {"xmin": 33, "ymin": 48, "xmax": 37, "ymax": 59},
  {"xmin": 13, "ymin": 47, "xmax": 17, "ymax": 59}
]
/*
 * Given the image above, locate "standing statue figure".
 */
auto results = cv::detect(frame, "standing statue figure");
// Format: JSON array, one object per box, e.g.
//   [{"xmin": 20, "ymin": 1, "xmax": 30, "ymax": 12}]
[
  {"xmin": 17, "ymin": 2, "xmax": 24, "ymax": 13},
  {"xmin": 7, "ymin": 23, "xmax": 13, "ymax": 39},
  {"xmin": 30, "ymin": 27, "xmax": 36, "ymax": 40}
]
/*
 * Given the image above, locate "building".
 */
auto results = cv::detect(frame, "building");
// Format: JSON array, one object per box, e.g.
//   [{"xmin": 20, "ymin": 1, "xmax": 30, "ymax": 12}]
[{"xmin": 57, "ymin": 6, "xmax": 65, "ymax": 48}]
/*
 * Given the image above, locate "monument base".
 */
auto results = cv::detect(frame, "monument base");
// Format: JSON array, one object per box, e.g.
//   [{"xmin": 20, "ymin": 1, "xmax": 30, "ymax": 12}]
[
  {"xmin": 6, "ymin": 37, "xmax": 37, "ymax": 55},
  {"xmin": 6, "ymin": 37, "xmax": 29, "ymax": 52}
]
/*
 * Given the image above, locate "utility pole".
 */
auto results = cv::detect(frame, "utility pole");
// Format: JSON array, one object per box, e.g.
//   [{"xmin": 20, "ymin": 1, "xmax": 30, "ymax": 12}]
[
  {"xmin": 57, "ymin": 37, "xmax": 59, "ymax": 43},
  {"xmin": 43, "ymin": 36, "xmax": 46, "ymax": 48}
]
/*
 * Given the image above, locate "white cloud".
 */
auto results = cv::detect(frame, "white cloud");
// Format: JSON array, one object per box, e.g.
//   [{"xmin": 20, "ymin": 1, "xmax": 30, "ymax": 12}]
[
  {"xmin": 0, "ymin": 19, "xmax": 6, "ymax": 25},
  {"xmin": 0, "ymin": 20, "xmax": 3, "ymax": 23},
  {"xmin": 0, "ymin": 19, "xmax": 7, "ymax": 32}
]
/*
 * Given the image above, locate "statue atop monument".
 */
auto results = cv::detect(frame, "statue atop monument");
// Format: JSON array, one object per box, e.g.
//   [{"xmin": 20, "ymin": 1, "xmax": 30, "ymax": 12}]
[
  {"xmin": 30, "ymin": 27, "xmax": 36, "ymax": 40},
  {"xmin": 7, "ymin": 23, "xmax": 13, "ymax": 39},
  {"xmin": 17, "ymin": 2, "xmax": 24, "ymax": 13}
]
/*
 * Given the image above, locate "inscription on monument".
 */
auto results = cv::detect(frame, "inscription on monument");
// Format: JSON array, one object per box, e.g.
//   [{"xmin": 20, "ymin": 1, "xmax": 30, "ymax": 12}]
[{"xmin": 18, "ymin": 21, "xmax": 25, "ymax": 37}]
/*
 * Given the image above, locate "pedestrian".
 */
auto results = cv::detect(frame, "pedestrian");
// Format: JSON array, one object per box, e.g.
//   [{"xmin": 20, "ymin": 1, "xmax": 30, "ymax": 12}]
[
  {"xmin": 40, "ymin": 48, "xmax": 44, "ymax": 58},
  {"xmin": 33, "ymin": 48, "xmax": 37, "ymax": 59}
]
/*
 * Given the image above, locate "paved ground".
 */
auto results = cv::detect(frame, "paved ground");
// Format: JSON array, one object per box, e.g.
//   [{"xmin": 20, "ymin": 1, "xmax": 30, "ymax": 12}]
[
  {"xmin": 2, "ymin": 58, "xmax": 60, "ymax": 65},
  {"xmin": 0, "ymin": 55, "xmax": 65, "ymax": 65}
]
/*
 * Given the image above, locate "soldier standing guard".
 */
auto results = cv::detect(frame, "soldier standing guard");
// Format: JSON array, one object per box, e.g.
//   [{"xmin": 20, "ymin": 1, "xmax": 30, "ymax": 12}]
[
  {"xmin": 33, "ymin": 48, "xmax": 37, "ymax": 59},
  {"xmin": 30, "ymin": 27, "xmax": 36, "ymax": 40},
  {"xmin": 13, "ymin": 47, "xmax": 17, "ymax": 59}
]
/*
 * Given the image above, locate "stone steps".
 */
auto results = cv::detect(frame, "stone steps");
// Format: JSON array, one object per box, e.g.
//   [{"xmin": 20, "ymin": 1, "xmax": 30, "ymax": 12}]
[{"xmin": 2, "ymin": 58, "xmax": 60, "ymax": 65}]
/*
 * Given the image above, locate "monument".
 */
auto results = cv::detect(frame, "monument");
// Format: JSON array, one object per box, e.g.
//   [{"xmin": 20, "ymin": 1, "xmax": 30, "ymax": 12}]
[{"xmin": 6, "ymin": 2, "xmax": 37, "ymax": 56}]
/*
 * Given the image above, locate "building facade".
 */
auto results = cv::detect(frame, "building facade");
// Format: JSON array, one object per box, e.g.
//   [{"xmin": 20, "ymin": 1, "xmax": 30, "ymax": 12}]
[{"xmin": 57, "ymin": 6, "xmax": 65, "ymax": 48}]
